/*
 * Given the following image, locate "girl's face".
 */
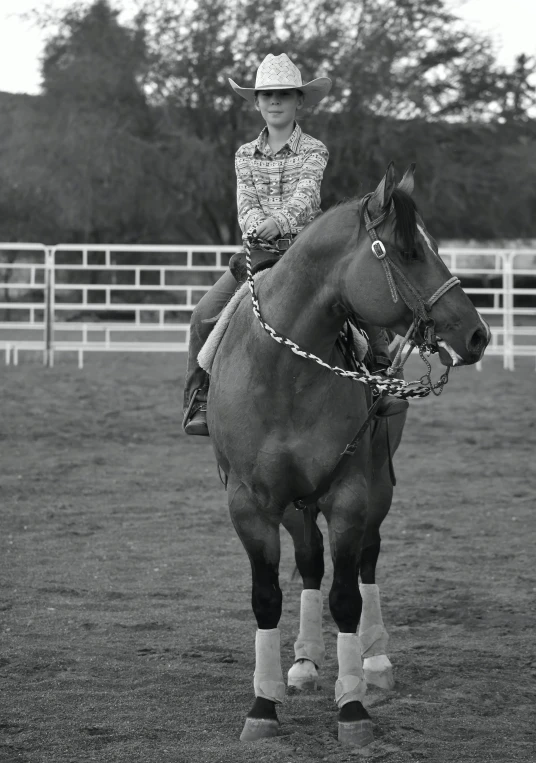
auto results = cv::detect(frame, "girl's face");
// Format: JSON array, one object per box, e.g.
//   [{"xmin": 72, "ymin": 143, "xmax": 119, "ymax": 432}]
[{"xmin": 255, "ymin": 89, "xmax": 303, "ymax": 129}]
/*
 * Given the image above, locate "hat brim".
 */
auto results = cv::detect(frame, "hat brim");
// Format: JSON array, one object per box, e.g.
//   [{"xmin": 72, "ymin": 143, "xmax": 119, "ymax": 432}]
[{"xmin": 228, "ymin": 77, "xmax": 332, "ymax": 107}]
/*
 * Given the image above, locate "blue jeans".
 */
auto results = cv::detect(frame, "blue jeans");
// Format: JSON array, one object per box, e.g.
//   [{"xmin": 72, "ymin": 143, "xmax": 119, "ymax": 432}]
[{"xmin": 183, "ymin": 269, "xmax": 238, "ymax": 410}]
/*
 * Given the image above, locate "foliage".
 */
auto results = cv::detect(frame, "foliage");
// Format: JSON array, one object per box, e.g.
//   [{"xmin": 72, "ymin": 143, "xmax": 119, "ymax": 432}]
[{"xmin": 0, "ymin": 0, "xmax": 535, "ymax": 244}]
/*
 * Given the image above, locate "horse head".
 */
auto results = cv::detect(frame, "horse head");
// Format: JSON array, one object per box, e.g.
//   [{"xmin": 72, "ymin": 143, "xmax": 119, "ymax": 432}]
[{"xmin": 343, "ymin": 163, "xmax": 490, "ymax": 366}]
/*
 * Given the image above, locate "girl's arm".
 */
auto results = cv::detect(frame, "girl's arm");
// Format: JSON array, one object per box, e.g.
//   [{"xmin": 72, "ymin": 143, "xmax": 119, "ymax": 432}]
[{"xmin": 235, "ymin": 150, "xmax": 267, "ymax": 234}]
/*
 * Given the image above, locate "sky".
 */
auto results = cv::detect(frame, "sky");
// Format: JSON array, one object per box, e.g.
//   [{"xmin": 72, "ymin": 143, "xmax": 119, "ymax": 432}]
[{"xmin": 0, "ymin": 0, "xmax": 535, "ymax": 95}]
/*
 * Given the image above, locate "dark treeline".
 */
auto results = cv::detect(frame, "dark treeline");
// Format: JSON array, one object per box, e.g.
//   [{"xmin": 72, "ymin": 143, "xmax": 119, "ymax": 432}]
[{"xmin": 0, "ymin": 0, "xmax": 535, "ymax": 245}]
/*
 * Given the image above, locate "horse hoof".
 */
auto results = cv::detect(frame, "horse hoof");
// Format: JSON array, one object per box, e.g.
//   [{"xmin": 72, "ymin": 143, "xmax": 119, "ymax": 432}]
[
  {"xmin": 288, "ymin": 659, "xmax": 318, "ymax": 691},
  {"xmin": 338, "ymin": 719, "xmax": 374, "ymax": 747},
  {"xmin": 239, "ymin": 717, "xmax": 279, "ymax": 742},
  {"xmin": 364, "ymin": 655, "xmax": 395, "ymax": 690}
]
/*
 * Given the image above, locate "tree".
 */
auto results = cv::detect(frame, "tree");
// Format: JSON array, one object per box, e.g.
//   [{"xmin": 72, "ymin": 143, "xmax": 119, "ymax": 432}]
[{"xmin": 1, "ymin": 0, "xmax": 535, "ymax": 246}]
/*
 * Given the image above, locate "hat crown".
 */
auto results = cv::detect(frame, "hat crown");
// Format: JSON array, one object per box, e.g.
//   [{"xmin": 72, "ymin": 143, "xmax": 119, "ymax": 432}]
[{"xmin": 254, "ymin": 54, "xmax": 303, "ymax": 89}]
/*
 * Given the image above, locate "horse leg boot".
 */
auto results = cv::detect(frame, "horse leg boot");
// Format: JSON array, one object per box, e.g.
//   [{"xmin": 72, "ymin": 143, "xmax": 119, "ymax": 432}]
[
  {"xmin": 287, "ymin": 590, "xmax": 325, "ymax": 690},
  {"xmin": 228, "ymin": 481, "xmax": 285, "ymax": 742},
  {"xmin": 326, "ymin": 488, "xmax": 373, "ymax": 747},
  {"xmin": 359, "ymin": 580, "xmax": 394, "ymax": 690},
  {"xmin": 359, "ymin": 465, "xmax": 396, "ymax": 690},
  {"xmin": 282, "ymin": 508, "xmax": 325, "ymax": 691},
  {"xmin": 363, "ymin": 324, "xmax": 408, "ymax": 418}
]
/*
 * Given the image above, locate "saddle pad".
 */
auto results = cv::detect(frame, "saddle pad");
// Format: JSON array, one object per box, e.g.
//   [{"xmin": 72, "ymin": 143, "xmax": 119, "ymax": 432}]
[{"xmin": 197, "ymin": 271, "xmax": 268, "ymax": 374}]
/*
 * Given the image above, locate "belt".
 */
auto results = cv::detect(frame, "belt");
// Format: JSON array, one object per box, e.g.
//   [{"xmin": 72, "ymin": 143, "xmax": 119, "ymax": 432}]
[{"xmin": 276, "ymin": 234, "xmax": 297, "ymax": 251}]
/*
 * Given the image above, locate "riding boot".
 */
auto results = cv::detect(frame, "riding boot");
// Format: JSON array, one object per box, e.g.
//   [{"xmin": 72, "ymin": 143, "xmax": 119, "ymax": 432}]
[
  {"xmin": 363, "ymin": 323, "xmax": 409, "ymax": 418},
  {"xmin": 183, "ymin": 375, "xmax": 210, "ymax": 436},
  {"xmin": 181, "ymin": 270, "xmax": 239, "ymax": 436},
  {"xmin": 182, "ymin": 328, "xmax": 211, "ymax": 437}
]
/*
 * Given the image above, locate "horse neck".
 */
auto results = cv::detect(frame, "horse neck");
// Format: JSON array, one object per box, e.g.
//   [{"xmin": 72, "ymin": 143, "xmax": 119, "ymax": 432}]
[{"xmin": 258, "ymin": 235, "xmax": 349, "ymax": 360}]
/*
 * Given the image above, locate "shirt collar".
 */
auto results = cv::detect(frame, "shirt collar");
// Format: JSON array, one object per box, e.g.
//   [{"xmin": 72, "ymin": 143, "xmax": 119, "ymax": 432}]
[{"xmin": 253, "ymin": 123, "xmax": 302, "ymax": 156}]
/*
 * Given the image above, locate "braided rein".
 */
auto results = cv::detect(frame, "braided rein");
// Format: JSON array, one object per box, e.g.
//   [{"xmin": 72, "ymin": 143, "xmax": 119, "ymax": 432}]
[{"xmin": 243, "ymin": 230, "xmax": 431, "ymax": 400}]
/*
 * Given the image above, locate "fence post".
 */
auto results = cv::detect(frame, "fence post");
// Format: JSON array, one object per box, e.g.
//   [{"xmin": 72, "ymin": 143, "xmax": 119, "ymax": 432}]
[
  {"xmin": 503, "ymin": 252, "xmax": 514, "ymax": 371},
  {"xmin": 44, "ymin": 247, "xmax": 55, "ymax": 368}
]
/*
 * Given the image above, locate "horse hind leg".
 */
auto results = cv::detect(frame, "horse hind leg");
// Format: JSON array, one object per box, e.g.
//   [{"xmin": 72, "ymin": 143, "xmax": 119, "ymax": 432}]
[
  {"xmin": 282, "ymin": 506, "xmax": 325, "ymax": 691},
  {"xmin": 359, "ymin": 463, "xmax": 395, "ymax": 690},
  {"xmin": 359, "ymin": 543, "xmax": 395, "ymax": 690},
  {"xmin": 228, "ymin": 480, "xmax": 285, "ymax": 742}
]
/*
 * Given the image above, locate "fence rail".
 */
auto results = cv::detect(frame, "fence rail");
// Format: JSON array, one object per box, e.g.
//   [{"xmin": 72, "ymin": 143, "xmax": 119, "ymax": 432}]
[{"xmin": 1, "ymin": 243, "xmax": 535, "ymax": 370}]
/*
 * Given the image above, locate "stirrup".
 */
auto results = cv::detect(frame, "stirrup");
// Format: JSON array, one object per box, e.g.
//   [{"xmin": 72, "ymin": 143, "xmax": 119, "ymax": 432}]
[{"xmin": 184, "ymin": 405, "xmax": 209, "ymax": 436}]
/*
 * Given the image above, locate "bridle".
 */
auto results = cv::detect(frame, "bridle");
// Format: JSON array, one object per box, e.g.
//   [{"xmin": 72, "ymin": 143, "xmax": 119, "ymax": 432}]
[
  {"xmin": 243, "ymin": 195, "xmax": 461, "ymax": 399},
  {"xmin": 362, "ymin": 193, "xmax": 460, "ymax": 384}
]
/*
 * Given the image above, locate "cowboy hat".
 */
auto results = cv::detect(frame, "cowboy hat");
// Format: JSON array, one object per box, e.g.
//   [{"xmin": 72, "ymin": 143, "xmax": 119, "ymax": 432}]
[{"xmin": 229, "ymin": 53, "xmax": 331, "ymax": 108}]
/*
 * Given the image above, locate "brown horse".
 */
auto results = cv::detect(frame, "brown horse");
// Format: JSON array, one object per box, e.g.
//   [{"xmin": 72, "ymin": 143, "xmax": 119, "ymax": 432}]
[{"xmin": 207, "ymin": 164, "xmax": 489, "ymax": 746}]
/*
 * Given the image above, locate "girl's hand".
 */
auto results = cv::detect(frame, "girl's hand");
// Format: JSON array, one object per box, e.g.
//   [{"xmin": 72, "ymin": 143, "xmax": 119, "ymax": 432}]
[{"xmin": 255, "ymin": 218, "xmax": 281, "ymax": 241}]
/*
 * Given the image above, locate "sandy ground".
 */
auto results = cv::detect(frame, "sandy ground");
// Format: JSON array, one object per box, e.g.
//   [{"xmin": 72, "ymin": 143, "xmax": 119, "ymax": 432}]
[{"xmin": 1, "ymin": 352, "xmax": 535, "ymax": 763}]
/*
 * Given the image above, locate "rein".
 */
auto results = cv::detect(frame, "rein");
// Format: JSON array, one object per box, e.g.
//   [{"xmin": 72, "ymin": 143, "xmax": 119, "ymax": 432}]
[
  {"xmin": 243, "ymin": 231, "xmax": 430, "ymax": 401},
  {"xmin": 243, "ymin": 205, "xmax": 459, "ymax": 525},
  {"xmin": 243, "ymin": 192, "xmax": 460, "ymax": 400}
]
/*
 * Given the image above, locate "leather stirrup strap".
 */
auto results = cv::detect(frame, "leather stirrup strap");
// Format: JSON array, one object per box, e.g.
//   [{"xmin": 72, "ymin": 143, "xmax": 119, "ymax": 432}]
[{"xmin": 385, "ymin": 419, "xmax": 397, "ymax": 486}]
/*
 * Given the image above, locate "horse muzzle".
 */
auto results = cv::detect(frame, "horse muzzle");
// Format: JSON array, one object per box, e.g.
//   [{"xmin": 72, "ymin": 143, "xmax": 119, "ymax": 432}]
[{"xmin": 436, "ymin": 320, "xmax": 490, "ymax": 366}]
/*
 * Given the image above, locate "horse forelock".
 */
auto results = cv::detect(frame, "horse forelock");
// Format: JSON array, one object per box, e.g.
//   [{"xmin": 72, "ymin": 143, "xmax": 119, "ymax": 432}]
[{"xmin": 390, "ymin": 189, "xmax": 418, "ymax": 256}]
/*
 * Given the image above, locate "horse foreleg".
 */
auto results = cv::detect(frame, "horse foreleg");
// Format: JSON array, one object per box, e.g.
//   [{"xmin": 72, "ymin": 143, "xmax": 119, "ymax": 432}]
[
  {"xmin": 282, "ymin": 507, "xmax": 325, "ymax": 691},
  {"xmin": 228, "ymin": 480, "xmax": 285, "ymax": 742},
  {"xmin": 359, "ymin": 460, "xmax": 395, "ymax": 690},
  {"xmin": 325, "ymin": 481, "xmax": 374, "ymax": 747}
]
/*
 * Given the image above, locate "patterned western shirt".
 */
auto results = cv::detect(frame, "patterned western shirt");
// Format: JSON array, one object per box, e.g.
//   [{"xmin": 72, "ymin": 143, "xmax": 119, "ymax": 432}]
[{"xmin": 235, "ymin": 123, "xmax": 329, "ymax": 237}]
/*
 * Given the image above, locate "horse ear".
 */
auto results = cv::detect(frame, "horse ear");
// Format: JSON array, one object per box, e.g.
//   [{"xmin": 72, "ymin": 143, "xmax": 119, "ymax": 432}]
[
  {"xmin": 398, "ymin": 163, "xmax": 416, "ymax": 195},
  {"xmin": 368, "ymin": 162, "xmax": 396, "ymax": 218}
]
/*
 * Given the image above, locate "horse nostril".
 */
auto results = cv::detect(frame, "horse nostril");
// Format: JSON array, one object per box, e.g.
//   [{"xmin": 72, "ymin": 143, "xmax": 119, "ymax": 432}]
[{"xmin": 468, "ymin": 327, "xmax": 488, "ymax": 353}]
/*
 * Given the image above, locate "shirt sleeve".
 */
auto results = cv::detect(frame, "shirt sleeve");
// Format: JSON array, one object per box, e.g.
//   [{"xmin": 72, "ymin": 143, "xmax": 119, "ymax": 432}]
[
  {"xmin": 270, "ymin": 145, "xmax": 329, "ymax": 236},
  {"xmin": 235, "ymin": 150, "xmax": 267, "ymax": 234}
]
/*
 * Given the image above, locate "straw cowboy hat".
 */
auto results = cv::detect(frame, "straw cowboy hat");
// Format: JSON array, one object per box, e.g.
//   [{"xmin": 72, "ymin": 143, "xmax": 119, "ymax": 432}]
[{"xmin": 228, "ymin": 53, "xmax": 332, "ymax": 107}]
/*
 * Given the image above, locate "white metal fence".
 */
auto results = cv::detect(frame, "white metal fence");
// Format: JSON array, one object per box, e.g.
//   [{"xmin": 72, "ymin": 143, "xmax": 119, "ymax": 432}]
[{"xmin": 1, "ymin": 243, "xmax": 535, "ymax": 369}]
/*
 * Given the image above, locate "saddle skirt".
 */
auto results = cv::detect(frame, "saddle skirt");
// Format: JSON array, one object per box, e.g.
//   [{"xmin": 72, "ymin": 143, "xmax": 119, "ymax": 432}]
[{"xmin": 197, "ymin": 271, "xmax": 268, "ymax": 374}]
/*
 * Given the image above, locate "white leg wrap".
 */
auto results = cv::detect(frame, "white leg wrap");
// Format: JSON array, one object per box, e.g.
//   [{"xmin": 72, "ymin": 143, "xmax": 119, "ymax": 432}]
[
  {"xmin": 359, "ymin": 583, "xmax": 389, "ymax": 658},
  {"xmin": 335, "ymin": 633, "xmax": 367, "ymax": 708},
  {"xmin": 293, "ymin": 589, "xmax": 325, "ymax": 667},
  {"xmin": 253, "ymin": 629, "xmax": 286, "ymax": 704}
]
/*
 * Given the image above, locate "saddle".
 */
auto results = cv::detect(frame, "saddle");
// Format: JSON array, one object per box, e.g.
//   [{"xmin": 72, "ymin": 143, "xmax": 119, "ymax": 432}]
[{"xmin": 229, "ymin": 236, "xmax": 295, "ymax": 284}]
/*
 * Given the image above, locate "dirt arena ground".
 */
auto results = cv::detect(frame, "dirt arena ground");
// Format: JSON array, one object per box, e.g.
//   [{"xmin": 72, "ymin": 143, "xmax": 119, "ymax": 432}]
[{"xmin": 1, "ymin": 352, "xmax": 535, "ymax": 763}]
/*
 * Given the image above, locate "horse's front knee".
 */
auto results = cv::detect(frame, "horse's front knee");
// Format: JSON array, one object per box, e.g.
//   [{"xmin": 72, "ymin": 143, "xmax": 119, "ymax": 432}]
[{"xmin": 329, "ymin": 555, "xmax": 361, "ymax": 632}]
